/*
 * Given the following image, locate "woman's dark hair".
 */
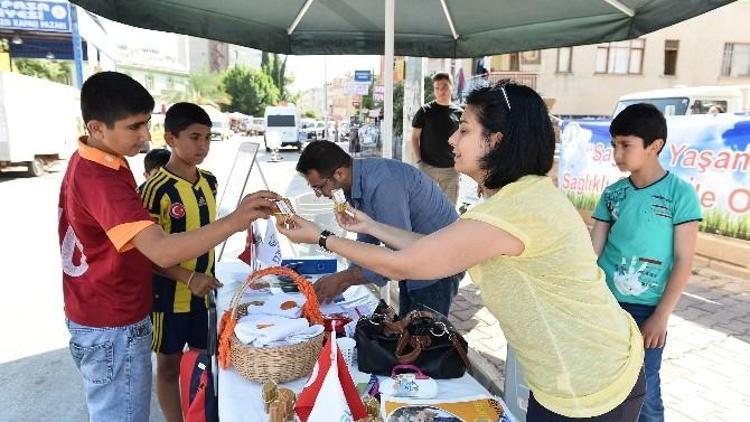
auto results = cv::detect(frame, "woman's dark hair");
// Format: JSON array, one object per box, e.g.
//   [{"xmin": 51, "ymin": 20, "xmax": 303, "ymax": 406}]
[
  {"xmin": 80, "ymin": 71, "xmax": 155, "ymax": 128},
  {"xmin": 465, "ymin": 80, "xmax": 555, "ymax": 190},
  {"xmin": 165, "ymin": 102, "xmax": 213, "ymax": 136},
  {"xmin": 296, "ymin": 140, "xmax": 352, "ymax": 177}
]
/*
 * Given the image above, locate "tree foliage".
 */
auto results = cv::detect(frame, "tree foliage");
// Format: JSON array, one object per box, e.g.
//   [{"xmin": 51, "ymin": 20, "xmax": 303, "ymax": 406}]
[
  {"xmin": 223, "ymin": 66, "xmax": 279, "ymax": 116},
  {"xmin": 393, "ymin": 82, "xmax": 404, "ymax": 137},
  {"xmin": 162, "ymin": 71, "xmax": 230, "ymax": 107},
  {"xmin": 423, "ymin": 76, "xmax": 435, "ymax": 102},
  {"xmin": 302, "ymin": 109, "xmax": 319, "ymax": 119},
  {"xmin": 262, "ymin": 52, "xmax": 296, "ymax": 102},
  {"xmin": 14, "ymin": 59, "xmax": 71, "ymax": 84},
  {"xmin": 187, "ymin": 71, "xmax": 230, "ymax": 105}
]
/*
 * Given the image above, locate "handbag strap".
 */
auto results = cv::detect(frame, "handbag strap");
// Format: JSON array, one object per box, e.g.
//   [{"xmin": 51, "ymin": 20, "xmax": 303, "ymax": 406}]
[
  {"xmin": 450, "ymin": 333, "xmax": 472, "ymax": 371},
  {"xmin": 393, "ymin": 320, "xmax": 473, "ymax": 372},
  {"xmin": 394, "ymin": 331, "xmax": 423, "ymax": 364}
]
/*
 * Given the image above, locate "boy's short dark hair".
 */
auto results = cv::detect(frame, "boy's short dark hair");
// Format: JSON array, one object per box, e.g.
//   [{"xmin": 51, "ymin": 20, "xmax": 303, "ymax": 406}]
[
  {"xmin": 432, "ymin": 72, "xmax": 453, "ymax": 85},
  {"xmin": 143, "ymin": 148, "xmax": 171, "ymax": 174},
  {"xmin": 164, "ymin": 102, "xmax": 212, "ymax": 137},
  {"xmin": 80, "ymin": 71, "xmax": 155, "ymax": 128},
  {"xmin": 610, "ymin": 103, "xmax": 668, "ymax": 153},
  {"xmin": 296, "ymin": 141, "xmax": 352, "ymax": 177}
]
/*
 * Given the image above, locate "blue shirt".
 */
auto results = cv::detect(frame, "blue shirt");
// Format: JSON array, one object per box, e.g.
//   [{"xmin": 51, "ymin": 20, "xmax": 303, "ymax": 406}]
[
  {"xmin": 347, "ymin": 158, "xmax": 459, "ymax": 290},
  {"xmin": 593, "ymin": 172, "xmax": 702, "ymax": 306}
]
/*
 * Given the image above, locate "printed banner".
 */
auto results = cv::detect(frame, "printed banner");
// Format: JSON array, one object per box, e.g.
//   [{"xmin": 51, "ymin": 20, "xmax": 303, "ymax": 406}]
[{"xmin": 560, "ymin": 114, "xmax": 750, "ymax": 239}]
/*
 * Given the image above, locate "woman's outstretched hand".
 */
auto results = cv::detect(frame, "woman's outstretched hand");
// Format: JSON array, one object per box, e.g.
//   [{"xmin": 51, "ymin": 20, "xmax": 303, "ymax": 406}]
[
  {"xmin": 335, "ymin": 207, "xmax": 374, "ymax": 235},
  {"xmin": 275, "ymin": 215, "xmax": 322, "ymax": 244}
]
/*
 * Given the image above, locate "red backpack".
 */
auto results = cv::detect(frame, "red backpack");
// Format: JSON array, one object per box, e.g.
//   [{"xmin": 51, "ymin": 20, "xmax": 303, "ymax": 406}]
[{"xmin": 179, "ymin": 348, "xmax": 219, "ymax": 422}]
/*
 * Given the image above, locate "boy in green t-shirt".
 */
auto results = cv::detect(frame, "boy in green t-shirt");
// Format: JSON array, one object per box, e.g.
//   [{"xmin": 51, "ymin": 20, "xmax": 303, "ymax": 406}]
[{"xmin": 591, "ymin": 103, "xmax": 702, "ymax": 422}]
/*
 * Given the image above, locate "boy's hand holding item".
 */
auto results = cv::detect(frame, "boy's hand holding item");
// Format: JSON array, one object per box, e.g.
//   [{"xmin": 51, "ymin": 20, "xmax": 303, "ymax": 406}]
[
  {"xmin": 187, "ymin": 272, "xmax": 223, "ymax": 297},
  {"xmin": 231, "ymin": 190, "xmax": 280, "ymax": 230}
]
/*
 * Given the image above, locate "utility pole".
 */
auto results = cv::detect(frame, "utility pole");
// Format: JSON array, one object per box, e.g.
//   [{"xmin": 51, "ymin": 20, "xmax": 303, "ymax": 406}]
[{"xmin": 323, "ymin": 56, "xmax": 328, "ymax": 120}]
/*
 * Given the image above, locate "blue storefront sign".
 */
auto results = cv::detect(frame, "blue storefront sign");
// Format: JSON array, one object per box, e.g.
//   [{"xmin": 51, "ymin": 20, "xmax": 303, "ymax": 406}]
[
  {"xmin": 354, "ymin": 70, "xmax": 372, "ymax": 83},
  {"xmin": 0, "ymin": 1, "xmax": 71, "ymax": 33}
]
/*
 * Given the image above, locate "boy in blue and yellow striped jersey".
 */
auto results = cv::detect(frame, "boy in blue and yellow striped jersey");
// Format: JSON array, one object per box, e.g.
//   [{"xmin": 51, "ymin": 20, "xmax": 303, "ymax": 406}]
[{"xmin": 140, "ymin": 102, "xmax": 222, "ymax": 422}]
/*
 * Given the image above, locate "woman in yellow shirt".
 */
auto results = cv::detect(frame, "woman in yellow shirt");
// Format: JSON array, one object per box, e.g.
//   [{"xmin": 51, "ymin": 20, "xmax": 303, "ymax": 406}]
[{"xmin": 279, "ymin": 81, "xmax": 645, "ymax": 421}]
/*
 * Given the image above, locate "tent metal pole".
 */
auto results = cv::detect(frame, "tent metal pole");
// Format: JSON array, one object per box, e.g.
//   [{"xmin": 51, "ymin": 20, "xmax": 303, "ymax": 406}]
[
  {"xmin": 382, "ymin": 0, "xmax": 395, "ymax": 160},
  {"xmin": 380, "ymin": 0, "xmax": 395, "ymax": 305}
]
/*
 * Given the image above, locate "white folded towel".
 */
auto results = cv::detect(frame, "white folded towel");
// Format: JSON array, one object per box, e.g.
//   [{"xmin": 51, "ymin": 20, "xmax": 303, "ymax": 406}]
[
  {"xmin": 245, "ymin": 292, "xmax": 305, "ymax": 318},
  {"xmin": 234, "ymin": 315, "xmax": 313, "ymax": 347}
]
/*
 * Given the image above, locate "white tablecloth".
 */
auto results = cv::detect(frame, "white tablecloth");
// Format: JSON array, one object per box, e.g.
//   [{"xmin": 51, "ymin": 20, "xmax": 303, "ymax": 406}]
[{"xmin": 214, "ymin": 260, "xmax": 513, "ymax": 422}]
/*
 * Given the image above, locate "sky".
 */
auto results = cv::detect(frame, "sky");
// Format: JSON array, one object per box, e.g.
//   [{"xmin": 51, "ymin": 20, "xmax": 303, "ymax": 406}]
[{"xmin": 287, "ymin": 55, "xmax": 381, "ymax": 91}]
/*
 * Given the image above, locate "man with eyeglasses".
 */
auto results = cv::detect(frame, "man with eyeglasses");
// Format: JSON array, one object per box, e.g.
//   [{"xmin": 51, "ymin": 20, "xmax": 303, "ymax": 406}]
[
  {"xmin": 411, "ymin": 72, "xmax": 463, "ymax": 205},
  {"xmin": 295, "ymin": 140, "xmax": 462, "ymax": 317}
]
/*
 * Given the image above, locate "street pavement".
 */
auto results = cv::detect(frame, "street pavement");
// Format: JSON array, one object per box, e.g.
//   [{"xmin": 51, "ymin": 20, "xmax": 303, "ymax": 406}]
[
  {"xmin": 0, "ymin": 135, "xmax": 747, "ymax": 420},
  {"xmin": 448, "ymin": 254, "xmax": 750, "ymax": 421}
]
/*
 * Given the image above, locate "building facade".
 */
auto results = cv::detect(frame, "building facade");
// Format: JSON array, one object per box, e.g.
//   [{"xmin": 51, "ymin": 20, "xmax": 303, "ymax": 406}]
[{"xmin": 430, "ymin": 1, "xmax": 750, "ymax": 117}]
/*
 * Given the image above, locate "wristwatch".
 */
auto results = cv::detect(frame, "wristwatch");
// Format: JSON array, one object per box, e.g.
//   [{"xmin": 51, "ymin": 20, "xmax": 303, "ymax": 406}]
[{"xmin": 318, "ymin": 230, "xmax": 335, "ymax": 252}]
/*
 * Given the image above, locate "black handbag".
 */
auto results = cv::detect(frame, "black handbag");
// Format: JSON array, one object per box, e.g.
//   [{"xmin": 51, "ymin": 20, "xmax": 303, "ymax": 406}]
[{"xmin": 354, "ymin": 301, "xmax": 471, "ymax": 379}]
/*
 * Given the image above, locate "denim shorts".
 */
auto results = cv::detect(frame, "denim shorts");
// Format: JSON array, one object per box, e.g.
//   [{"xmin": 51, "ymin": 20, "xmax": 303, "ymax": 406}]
[{"xmin": 67, "ymin": 317, "xmax": 153, "ymax": 422}]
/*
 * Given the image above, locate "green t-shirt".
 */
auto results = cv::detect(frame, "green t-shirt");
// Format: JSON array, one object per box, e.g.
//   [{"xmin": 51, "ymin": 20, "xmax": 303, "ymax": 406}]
[{"xmin": 593, "ymin": 172, "xmax": 702, "ymax": 306}]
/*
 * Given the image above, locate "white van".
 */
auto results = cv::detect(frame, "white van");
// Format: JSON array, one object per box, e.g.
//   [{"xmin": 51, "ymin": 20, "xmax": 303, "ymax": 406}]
[
  {"xmin": 264, "ymin": 106, "xmax": 302, "ymax": 151},
  {"xmin": 613, "ymin": 85, "xmax": 750, "ymax": 117}
]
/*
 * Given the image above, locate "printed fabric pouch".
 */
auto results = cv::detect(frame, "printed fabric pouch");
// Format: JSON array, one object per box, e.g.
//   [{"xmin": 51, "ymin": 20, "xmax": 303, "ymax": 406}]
[{"xmin": 380, "ymin": 364, "xmax": 439, "ymax": 399}]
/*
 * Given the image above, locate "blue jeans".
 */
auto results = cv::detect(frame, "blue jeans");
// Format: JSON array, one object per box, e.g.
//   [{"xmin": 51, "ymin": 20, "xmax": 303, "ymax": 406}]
[
  {"xmin": 398, "ymin": 273, "xmax": 461, "ymax": 317},
  {"xmin": 619, "ymin": 302, "xmax": 665, "ymax": 422},
  {"xmin": 67, "ymin": 317, "xmax": 153, "ymax": 422}
]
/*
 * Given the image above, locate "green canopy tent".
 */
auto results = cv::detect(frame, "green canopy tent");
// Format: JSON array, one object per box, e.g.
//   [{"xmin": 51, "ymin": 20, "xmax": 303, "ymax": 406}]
[{"xmin": 70, "ymin": 0, "xmax": 736, "ymax": 157}]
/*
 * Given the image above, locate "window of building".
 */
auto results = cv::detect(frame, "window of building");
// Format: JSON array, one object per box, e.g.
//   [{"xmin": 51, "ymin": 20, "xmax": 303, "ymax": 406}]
[
  {"xmin": 145, "ymin": 74, "xmax": 155, "ymax": 90},
  {"xmin": 595, "ymin": 39, "xmax": 645, "ymax": 74},
  {"xmin": 664, "ymin": 40, "xmax": 679, "ymax": 76},
  {"xmin": 494, "ymin": 53, "xmax": 520, "ymax": 72},
  {"xmin": 556, "ymin": 47, "xmax": 572, "ymax": 73},
  {"xmin": 721, "ymin": 43, "xmax": 750, "ymax": 77},
  {"xmin": 166, "ymin": 77, "xmax": 174, "ymax": 90}
]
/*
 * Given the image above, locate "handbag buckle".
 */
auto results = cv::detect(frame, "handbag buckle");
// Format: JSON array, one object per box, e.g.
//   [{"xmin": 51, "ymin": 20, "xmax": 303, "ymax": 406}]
[{"xmin": 429, "ymin": 321, "xmax": 448, "ymax": 337}]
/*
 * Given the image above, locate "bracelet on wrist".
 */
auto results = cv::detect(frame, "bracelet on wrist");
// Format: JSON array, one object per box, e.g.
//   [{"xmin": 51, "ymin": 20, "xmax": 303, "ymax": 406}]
[{"xmin": 186, "ymin": 271, "xmax": 197, "ymax": 288}]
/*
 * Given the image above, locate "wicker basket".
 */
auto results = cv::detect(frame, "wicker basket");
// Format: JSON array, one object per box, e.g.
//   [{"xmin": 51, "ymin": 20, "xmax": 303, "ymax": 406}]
[{"xmin": 219, "ymin": 266, "xmax": 325, "ymax": 383}]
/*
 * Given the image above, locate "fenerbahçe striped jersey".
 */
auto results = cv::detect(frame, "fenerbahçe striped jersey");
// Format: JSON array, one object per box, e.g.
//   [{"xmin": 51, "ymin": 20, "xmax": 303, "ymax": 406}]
[{"xmin": 140, "ymin": 166, "xmax": 218, "ymax": 313}]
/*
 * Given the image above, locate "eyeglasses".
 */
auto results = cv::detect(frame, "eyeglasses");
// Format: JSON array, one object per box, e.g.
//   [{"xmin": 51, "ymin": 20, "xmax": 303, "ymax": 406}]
[{"xmin": 310, "ymin": 177, "xmax": 330, "ymax": 195}]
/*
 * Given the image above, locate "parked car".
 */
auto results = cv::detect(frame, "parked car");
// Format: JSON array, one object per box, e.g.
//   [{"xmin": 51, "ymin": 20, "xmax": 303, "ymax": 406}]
[
  {"xmin": 313, "ymin": 121, "xmax": 327, "ymax": 140},
  {"xmin": 251, "ymin": 117, "xmax": 266, "ymax": 135}
]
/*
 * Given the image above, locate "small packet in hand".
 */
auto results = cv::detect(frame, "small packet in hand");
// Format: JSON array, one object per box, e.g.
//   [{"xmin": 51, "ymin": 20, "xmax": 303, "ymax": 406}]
[
  {"xmin": 331, "ymin": 188, "xmax": 355, "ymax": 217},
  {"xmin": 273, "ymin": 198, "xmax": 296, "ymax": 229}
]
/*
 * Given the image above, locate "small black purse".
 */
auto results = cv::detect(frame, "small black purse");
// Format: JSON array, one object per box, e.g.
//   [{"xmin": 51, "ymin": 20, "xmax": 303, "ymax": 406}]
[{"xmin": 354, "ymin": 301, "xmax": 470, "ymax": 379}]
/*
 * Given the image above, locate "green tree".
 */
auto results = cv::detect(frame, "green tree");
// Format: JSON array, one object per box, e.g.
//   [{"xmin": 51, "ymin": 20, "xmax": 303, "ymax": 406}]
[
  {"xmin": 161, "ymin": 71, "xmax": 230, "ymax": 107},
  {"xmin": 423, "ymin": 76, "xmax": 435, "ymax": 102},
  {"xmin": 302, "ymin": 109, "xmax": 319, "ymax": 119},
  {"xmin": 14, "ymin": 59, "xmax": 71, "ymax": 84},
  {"xmin": 188, "ymin": 71, "xmax": 230, "ymax": 105},
  {"xmin": 223, "ymin": 66, "xmax": 279, "ymax": 116},
  {"xmin": 393, "ymin": 82, "xmax": 404, "ymax": 137},
  {"xmin": 262, "ymin": 52, "xmax": 294, "ymax": 102}
]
